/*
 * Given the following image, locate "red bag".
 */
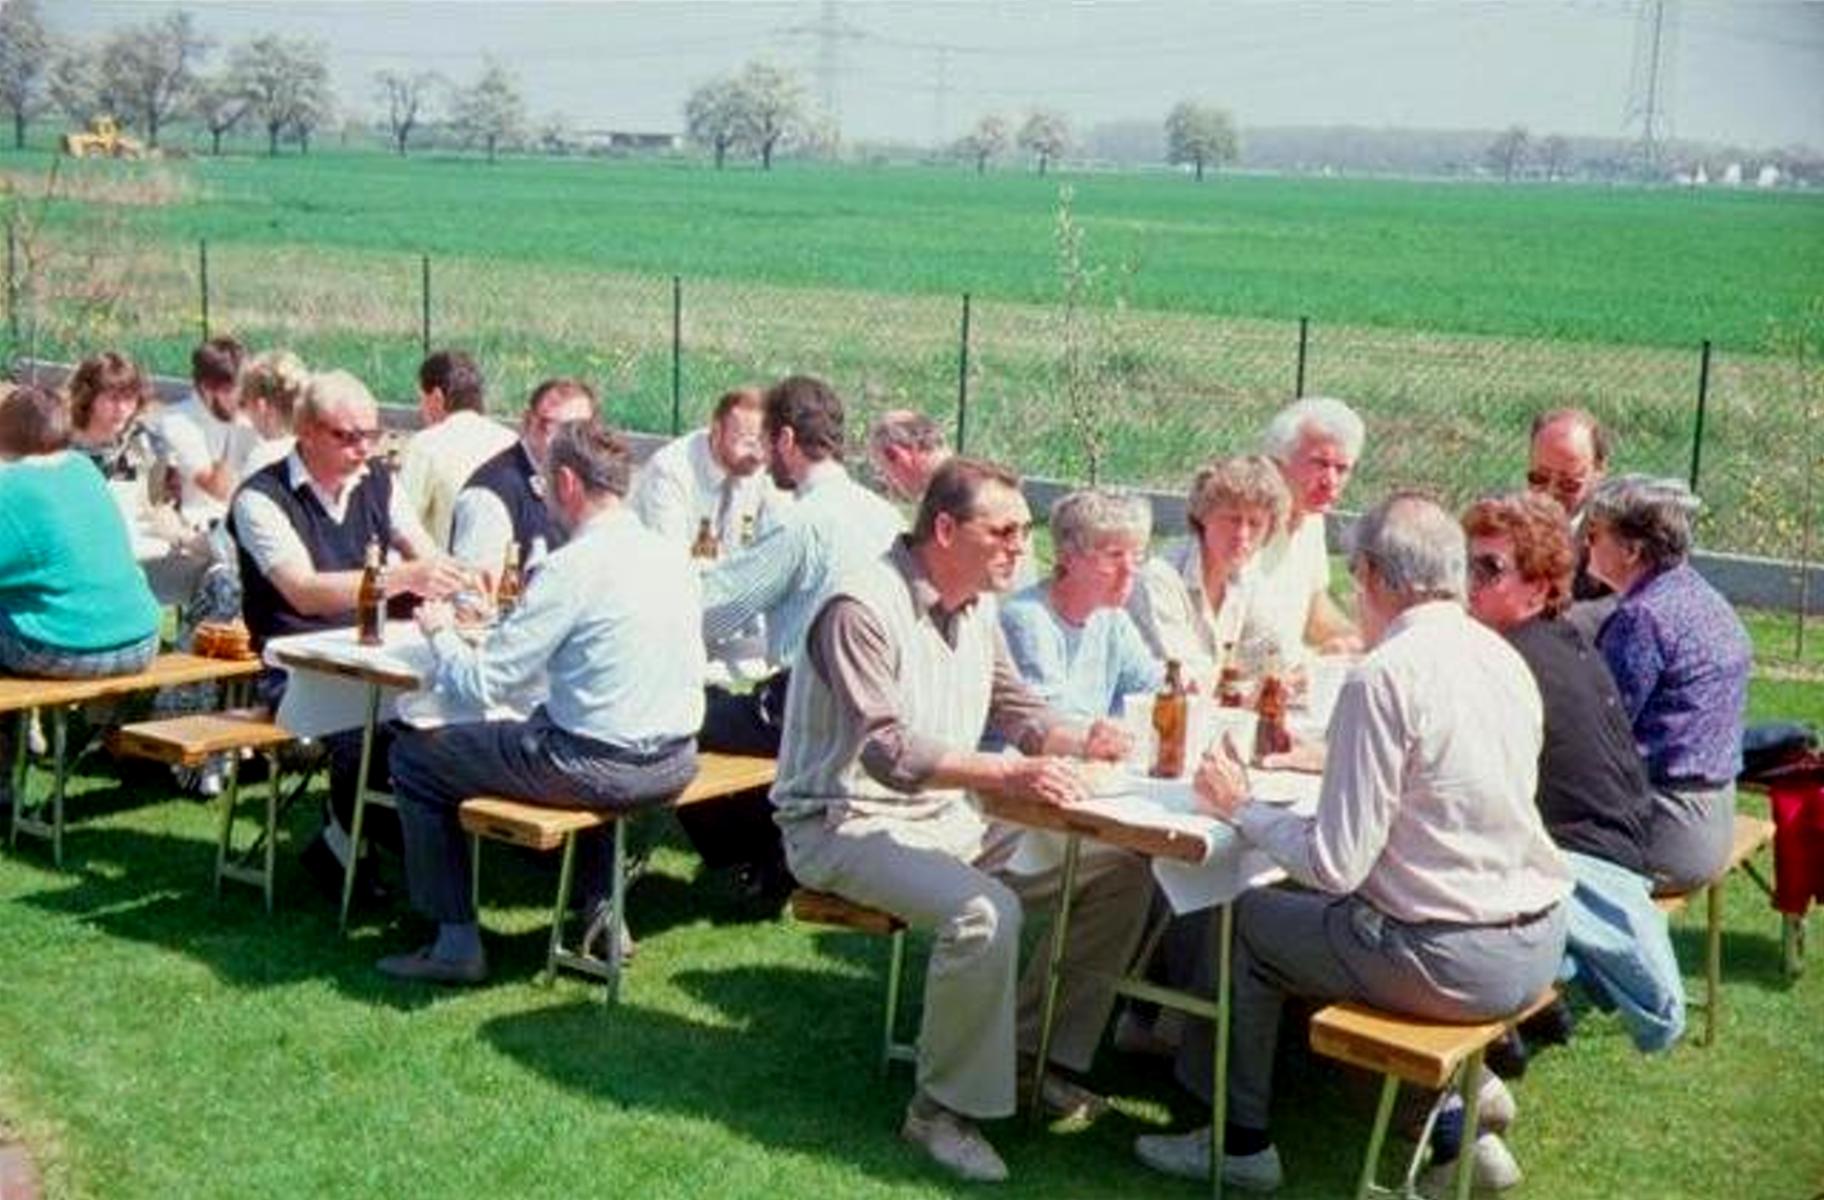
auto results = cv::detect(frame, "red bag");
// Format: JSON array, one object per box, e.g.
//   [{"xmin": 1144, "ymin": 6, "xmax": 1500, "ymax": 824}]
[{"xmin": 1765, "ymin": 756, "xmax": 1824, "ymax": 916}]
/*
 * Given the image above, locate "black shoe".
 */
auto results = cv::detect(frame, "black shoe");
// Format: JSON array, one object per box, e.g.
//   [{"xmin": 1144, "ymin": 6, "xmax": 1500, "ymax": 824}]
[
  {"xmin": 299, "ymin": 832, "xmax": 390, "ymax": 907},
  {"xmin": 1518, "ymin": 997, "xmax": 1576, "ymax": 1048},
  {"xmin": 376, "ymin": 944, "xmax": 488, "ymax": 985},
  {"xmin": 733, "ymin": 858, "xmax": 795, "ymax": 912},
  {"xmin": 1484, "ymin": 1029, "xmax": 1529, "ymax": 1080}
]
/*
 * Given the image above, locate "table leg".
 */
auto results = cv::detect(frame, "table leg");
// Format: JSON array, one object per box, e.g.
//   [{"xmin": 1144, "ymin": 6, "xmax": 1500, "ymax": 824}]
[
  {"xmin": 49, "ymin": 705, "xmax": 68, "ymax": 868},
  {"xmin": 1211, "ymin": 899, "xmax": 1234, "ymax": 1200},
  {"xmin": 1027, "ymin": 832, "xmax": 1083, "ymax": 1125},
  {"xmin": 338, "ymin": 682, "xmax": 383, "ymax": 934}
]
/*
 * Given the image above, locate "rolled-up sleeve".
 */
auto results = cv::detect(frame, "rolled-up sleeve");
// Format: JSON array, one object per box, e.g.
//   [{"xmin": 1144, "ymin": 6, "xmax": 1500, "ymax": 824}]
[{"xmin": 808, "ymin": 598, "xmax": 947, "ymax": 792}]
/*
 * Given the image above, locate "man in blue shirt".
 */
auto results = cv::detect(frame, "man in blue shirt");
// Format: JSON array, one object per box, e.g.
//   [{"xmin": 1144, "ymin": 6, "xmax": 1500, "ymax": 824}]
[{"xmin": 378, "ymin": 418, "xmax": 706, "ymax": 984}]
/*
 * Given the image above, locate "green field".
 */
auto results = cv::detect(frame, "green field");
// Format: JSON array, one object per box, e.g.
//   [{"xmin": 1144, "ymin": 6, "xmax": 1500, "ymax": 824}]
[{"xmin": 4, "ymin": 150, "xmax": 1822, "ymax": 561}]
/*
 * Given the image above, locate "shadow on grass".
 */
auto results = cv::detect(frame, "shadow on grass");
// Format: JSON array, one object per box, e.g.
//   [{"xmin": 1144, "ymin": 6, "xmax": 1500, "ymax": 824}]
[{"xmin": 1667, "ymin": 922, "xmax": 1797, "ymax": 992}]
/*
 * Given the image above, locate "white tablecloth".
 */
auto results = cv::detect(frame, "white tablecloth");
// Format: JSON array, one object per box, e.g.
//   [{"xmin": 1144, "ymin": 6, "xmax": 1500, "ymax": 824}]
[
  {"xmin": 1008, "ymin": 766, "xmax": 1323, "ymax": 915},
  {"xmin": 264, "ymin": 623, "xmax": 534, "ymax": 738}
]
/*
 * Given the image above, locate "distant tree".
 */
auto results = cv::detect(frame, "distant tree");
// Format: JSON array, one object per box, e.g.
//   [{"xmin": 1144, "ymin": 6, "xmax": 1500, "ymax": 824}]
[
  {"xmin": 536, "ymin": 112, "xmax": 573, "ymax": 155},
  {"xmin": 1537, "ymin": 134, "xmax": 1571, "ymax": 182},
  {"xmin": 193, "ymin": 72, "xmax": 251, "ymax": 155},
  {"xmin": 0, "ymin": 0, "xmax": 52, "ymax": 149},
  {"xmin": 1019, "ymin": 108, "xmax": 1071, "ymax": 176},
  {"xmin": 1486, "ymin": 125, "xmax": 1530, "ymax": 182},
  {"xmin": 1164, "ymin": 99, "xmax": 1238, "ymax": 181},
  {"xmin": 101, "ymin": 10, "xmax": 210, "ymax": 149},
  {"xmin": 684, "ymin": 75, "xmax": 743, "ymax": 168},
  {"xmin": 47, "ymin": 40, "xmax": 116, "ymax": 127},
  {"xmin": 452, "ymin": 61, "xmax": 525, "ymax": 163},
  {"xmin": 373, "ymin": 68, "xmax": 439, "ymax": 157},
  {"xmin": 956, "ymin": 113, "xmax": 1009, "ymax": 174},
  {"xmin": 732, "ymin": 60, "xmax": 804, "ymax": 171},
  {"xmin": 230, "ymin": 35, "xmax": 333, "ymax": 157}
]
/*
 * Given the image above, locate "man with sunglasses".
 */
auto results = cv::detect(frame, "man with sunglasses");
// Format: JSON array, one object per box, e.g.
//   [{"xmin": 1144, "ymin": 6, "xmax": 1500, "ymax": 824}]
[
  {"xmin": 774, "ymin": 456, "xmax": 1148, "ymax": 1184},
  {"xmin": 1526, "ymin": 408, "xmax": 1614, "ymax": 613},
  {"xmin": 231, "ymin": 369, "xmax": 472, "ymax": 897}
]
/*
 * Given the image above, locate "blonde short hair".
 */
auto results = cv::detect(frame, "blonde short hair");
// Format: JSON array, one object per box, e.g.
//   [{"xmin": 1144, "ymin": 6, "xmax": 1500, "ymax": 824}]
[
  {"xmin": 1187, "ymin": 455, "xmax": 1291, "ymax": 538},
  {"xmin": 300, "ymin": 369, "xmax": 377, "ymax": 426}
]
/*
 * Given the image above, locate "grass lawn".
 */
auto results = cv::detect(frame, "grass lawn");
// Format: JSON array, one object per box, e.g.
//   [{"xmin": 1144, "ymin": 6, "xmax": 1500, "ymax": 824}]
[{"xmin": 3, "ymin": 612, "xmax": 1823, "ymax": 1199}]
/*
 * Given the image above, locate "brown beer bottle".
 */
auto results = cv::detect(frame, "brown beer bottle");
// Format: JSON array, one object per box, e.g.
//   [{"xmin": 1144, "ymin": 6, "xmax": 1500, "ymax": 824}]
[
  {"xmin": 1151, "ymin": 658, "xmax": 1188, "ymax": 779},
  {"xmin": 690, "ymin": 517, "xmax": 720, "ymax": 561},
  {"xmin": 1253, "ymin": 671, "xmax": 1293, "ymax": 764},
  {"xmin": 356, "ymin": 537, "xmax": 386, "ymax": 646},
  {"xmin": 495, "ymin": 540, "xmax": 524, "ymax": 618}
]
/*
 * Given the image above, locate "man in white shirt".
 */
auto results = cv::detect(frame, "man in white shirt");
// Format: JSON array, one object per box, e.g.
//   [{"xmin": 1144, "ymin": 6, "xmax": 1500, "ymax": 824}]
[
  {"xmin": 1136, "ymin": 493, "xmax": 1572, "ymax": 1194},
  {"xmin": 686, "ymin": 376, "xmax": 904, "ymax": 896},
  {"xmin": 230, "ymin": 369, "xmax": 472, "ymax": 902},
  {"xmin": 632, "ymin": 386, "xmax": 783, "ymax": 551},
  {"xmin": 449, "ymin": 376, "xmax": 597, "ymax": 574},
  {"xmin": 158, "ymin": 337, "xmax": 251, "ymax": 526},
  {"xmin": 868, "ymin": 408, "xmax": 953, "ymax": 504},
  {"xmin": 395, "ymin": 349, "xmax": 516, "ymax": 549},
  {"xmin": 379, "ymin": 418, "xmax": 705, "ymax": 984},
  {"xmin": 1245, "ymin": 397, "xmax": 1365, "ymax": 664}
]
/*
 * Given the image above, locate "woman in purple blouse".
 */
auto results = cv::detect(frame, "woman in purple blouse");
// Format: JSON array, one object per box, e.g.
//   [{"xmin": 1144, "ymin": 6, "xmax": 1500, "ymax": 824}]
[{"xmin": 1585, "ymin": 475, "xmax": 1750, "ymax": 893}]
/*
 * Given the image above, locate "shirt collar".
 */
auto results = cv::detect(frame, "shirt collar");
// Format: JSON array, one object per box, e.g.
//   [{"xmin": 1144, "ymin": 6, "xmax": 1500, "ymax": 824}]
[
  {"xmin": 1382, "ymin": 597, "xmax": 1466, "ymax": 642},
  {"xmin": 888, "ymin": 536, "xmax": 978, "ymax": 624},
  {"xmin": 796, "ymin": 458, "xmax": 848, "ymax": 497},
  {"xmin": 285, "ymin": 449, "xmax": 368, "ymax": 504}
]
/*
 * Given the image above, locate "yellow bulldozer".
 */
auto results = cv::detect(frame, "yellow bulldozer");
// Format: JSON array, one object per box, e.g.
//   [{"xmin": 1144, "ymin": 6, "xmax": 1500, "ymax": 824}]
[{"xmin": 61, "ymin": 116, "xmax": 147, "ymax": 160}]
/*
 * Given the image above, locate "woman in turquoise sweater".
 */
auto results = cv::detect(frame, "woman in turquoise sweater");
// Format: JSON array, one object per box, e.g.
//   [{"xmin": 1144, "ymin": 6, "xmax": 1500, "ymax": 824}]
[{"xmin": 0, "ymin": 385, "xmax": 161, "ymax": 678}]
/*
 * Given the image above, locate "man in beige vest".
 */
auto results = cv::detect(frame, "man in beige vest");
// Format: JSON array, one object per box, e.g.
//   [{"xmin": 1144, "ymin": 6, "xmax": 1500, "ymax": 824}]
[{"xmin": 772, "ymin": 456, "xmax": 1152, "ymax": 1183}]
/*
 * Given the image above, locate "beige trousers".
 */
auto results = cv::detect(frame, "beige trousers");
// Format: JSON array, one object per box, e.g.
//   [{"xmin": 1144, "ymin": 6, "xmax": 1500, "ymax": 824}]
[{"xmin": 780, "ymin": 801, "xmax": 1152, "ymax": 1120}]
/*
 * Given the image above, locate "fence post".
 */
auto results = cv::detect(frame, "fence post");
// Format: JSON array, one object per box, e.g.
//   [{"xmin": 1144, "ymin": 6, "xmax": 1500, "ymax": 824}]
[
  {"xmin": 1294, "ymin": 315, "xmax": 1310, "ymax": 398},
  {"xmin": 420, "ymin": 254, "xmax": 432, "ymax": 357},
  {"xmin": 1688, "ymin": 339, "xmax": 1712, "ymax": 493},
  {"xmin": 198, "ymin": 239, "xmax": 210, "ymax": 341},
  {"xmin": 5, "ymin": 216, "xmax": 18, "ymax": 360},
  {"xmin": 670, "ymin": 276, "xmax": 683, "ymax": 436},
  {"xmin": 955, "ymin": 292, "xmax": 972, "ymax": 454}
]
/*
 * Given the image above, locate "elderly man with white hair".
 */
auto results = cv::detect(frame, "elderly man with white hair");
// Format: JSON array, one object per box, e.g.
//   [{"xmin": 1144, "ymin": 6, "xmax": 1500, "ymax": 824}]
[
  {"xmin": 998, "ymin": 488, "xmax": 1164, "ymax": 727},
  {"xmin": 1249, "ymin": 397, "xmax": 1365, "ymax": 663},
  {"xmin": 1136, "ymin": 492, "xmax": 1572, "ymax": 1195}
]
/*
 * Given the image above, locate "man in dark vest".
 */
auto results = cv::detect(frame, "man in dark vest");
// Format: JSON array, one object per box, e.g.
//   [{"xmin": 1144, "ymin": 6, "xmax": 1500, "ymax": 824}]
[
  {"xmin": 448, "ymin": 377, "xmax": 596, "ymax": 575},
  {"xmin": 229, "ymin": 369, "xmax": 471, "ymax": 898}
]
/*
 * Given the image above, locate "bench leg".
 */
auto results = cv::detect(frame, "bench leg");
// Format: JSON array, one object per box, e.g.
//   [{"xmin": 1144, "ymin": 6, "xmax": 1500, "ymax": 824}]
[
  {"xmin": 880, "ymin": 927, "xmax": 906, "ymax": 1077},
  {"xmin": 214, "ymin": 750, "xmax": 243, "ymax": 899},
  {"xmin": 1703, "ymin": 878, "xmax": 1723, "ymax": 1047},
  {"xmin": 1353, "ymin": 1074, "xmax": 1400, "ymax": 1200},
  {"xmin": 263, "ymin": 754, "xmax": 284, "ymax": 913},
  {"xmin": 49, "ymin": 704, "xmax": 68, "ymax": 868},
  {"xmin": 1784, "ymin": 914, "xmax": 1806, "ymax": 979},
  {"xmin": 1028, "ymin": 832, "xmax": 1082, "ymax": 1126},
  {"xmin": 543, "ymin": 831, "xmax": 581, "ymax": 988},
  {"xmin": 469, "ymin": 832, "xmax": 481, "ymax": 910},
  {"xmin": 338, "ymin": 685, "xmax": 383, "ymax": 934},
  {"xmin": 8, "ymin": 710, "xmax": 26, "ymax": 850},
  {"xmin": 1453, "ymin": 1048, "xmax": 1486, "ymax": 1200},
  {"xmin": 606, "ymin": 817, "xmax": 626, "ymax": 1004}
]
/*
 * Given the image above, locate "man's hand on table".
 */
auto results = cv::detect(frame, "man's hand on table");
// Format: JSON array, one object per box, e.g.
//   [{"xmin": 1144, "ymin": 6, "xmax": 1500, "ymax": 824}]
[
  {"xmin": 415, "ymin": 598, "xmax": 456, "ymax": 638},
  {"xmin": 394, "ymin": 555, "xmax": 474, "ymax": 601},
  {"xmin": 996, "ymin": 756, "xmax": 1090, "ymax": 808},
  {"xmin": 1258, "ymin": 732, "xmax": 1326, "ymax": 775},
  {"xmin": 1192, "ymin": 735, "xmax": 1250, "ymax": 822},
  {"xmin": 1079, "ymin": 717, "xmax": 1132, "ymax": 763}
]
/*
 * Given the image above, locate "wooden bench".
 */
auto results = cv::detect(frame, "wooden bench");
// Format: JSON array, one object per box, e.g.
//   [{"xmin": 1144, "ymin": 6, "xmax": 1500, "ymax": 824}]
[
  {"xmin": 108, "ymin": 710, "xmax": 300, "ymax": 912},
  {"xmin": 457, "ymin": 752, "xmax": 778, "ymax": 1001},
  {"xmin": 3, "ymin": 654, "xmax": 264, "ymax": 866},
  {"xmin": 1652, "ymin": 812, "xmax": 1778, "ymax": 1047},
  {"xmin": 1310, "ymin": 988, "xmax": 1559, "ymax": 1200},
  {"xmin": 790, "ymin": 888, "xmax": 915, "ymax": 1075}
]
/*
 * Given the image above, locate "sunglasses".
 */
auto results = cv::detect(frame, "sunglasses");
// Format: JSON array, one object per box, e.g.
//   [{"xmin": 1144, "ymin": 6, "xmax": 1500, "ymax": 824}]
[
  {"xmin": 1526, "ymin": 469, "xmax": 1587, "ymax": 493},
  {"xmin": 1469, "ymin": 552, "xmax": 1514, "ymax": 588},
  {"xmin": 319, "ymin": 425, "xmax": 384, "ymax": 448},
  {"xmin": 969, "ymin": 518, "xmax": 1033, "ymax": 545}
]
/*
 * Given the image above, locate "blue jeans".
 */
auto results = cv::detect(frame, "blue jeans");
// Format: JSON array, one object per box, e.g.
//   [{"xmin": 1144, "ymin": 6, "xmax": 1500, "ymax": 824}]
[{"xmin": 0, "ymin": 620, "xmax": 158, "ymax": 679}]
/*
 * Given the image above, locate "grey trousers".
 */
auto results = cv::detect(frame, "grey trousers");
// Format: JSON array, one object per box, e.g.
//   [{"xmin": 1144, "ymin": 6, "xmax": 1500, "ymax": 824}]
[
  {"xmin": 1644, "ymin": 782, "xmax": 1737, "ymax": 895},
  {"xmin": 1175, "ymin": 887, "xmax": 1566, "ymax": 1130},
  {"xmin": 390, "ymin": 710, "xmax": 697, "ymax": 925},
  {"xmin": 780, "ymin": 805, "xmax": 1152, "ymax": 1121}
]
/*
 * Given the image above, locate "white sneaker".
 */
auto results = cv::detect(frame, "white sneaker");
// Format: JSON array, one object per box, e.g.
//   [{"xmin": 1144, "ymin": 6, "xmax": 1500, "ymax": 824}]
[
  {"xmin": 1434, "ymin": 1074, "xmax": 1516, "ymax": 1137},
  {"xmin": 902, "ymin": 1102, "xmax": 1009, "ymax": 1183},
  {"xmin": 1134, "ymin": 1127, "xmax": 1283, "ymax": 1192},
  {"xmin": 1420, "ymin": 1131, "xmax": 1523, "ymax": 1196}
]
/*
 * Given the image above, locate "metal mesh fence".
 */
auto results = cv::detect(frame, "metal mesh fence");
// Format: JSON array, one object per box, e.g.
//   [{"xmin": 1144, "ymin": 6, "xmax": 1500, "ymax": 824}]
[{"xmin": 5, "ymin": 218, "xmax": 1817, "ymax": 619}]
